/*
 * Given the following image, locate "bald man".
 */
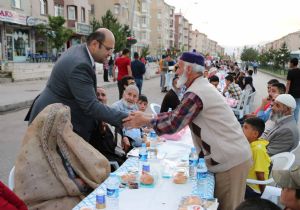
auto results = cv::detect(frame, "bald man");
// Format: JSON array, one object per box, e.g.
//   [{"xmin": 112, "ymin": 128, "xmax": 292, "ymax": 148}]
[{"xmin": 26, "ymin": 28, "xmax": 128, "ymax": 141}]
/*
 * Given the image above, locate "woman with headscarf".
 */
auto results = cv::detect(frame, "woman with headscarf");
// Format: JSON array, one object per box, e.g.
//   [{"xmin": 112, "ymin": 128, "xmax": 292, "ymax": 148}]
[{"xmin": 14, "ymin": 103, "xmax": 110, "ymax": 210}]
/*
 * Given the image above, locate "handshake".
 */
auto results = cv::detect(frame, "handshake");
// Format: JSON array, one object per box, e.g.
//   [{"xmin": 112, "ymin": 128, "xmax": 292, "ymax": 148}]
[{"xmin": 123, "ymin": 111, "xmax": 153, "ymax": 129}]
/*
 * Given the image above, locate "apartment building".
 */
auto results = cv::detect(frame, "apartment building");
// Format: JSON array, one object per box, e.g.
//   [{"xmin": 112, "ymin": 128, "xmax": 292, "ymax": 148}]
[
  {"xmin": 216, "ymin": 44, "xmax": 225, "ymax": 57},
  {"xmin": 207, "ymin": 39, "xmax": 217, "ymax": 56},
  {"xmin": 174, "ymin": 13, "xmax": 184, "ymax": 51},
  {"xmin": 263, "ymin": 30, "xmax": 300, "ymax": 52},
  {"xmin": 188, "ymin": 23, "xmax": 192, "ymax": 51},
  {"xmin": 149, "ymin": 0, "xmax": 175, "ymax": 56},
  {"xmin": 0, "ymin": 0, "xmax": 91, "ymax": 62},
  {"xmin": 90, "ymin": 0, "xmax": 151, "ymax": 54}
]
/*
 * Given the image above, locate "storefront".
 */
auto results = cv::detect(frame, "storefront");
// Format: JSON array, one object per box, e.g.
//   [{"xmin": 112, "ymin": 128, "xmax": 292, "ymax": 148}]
[
  {"xmin": 27, "ymin": 16, "xmax": 48, "ymax": 54},
  {"xmin": 67, "ymin": 22, "xmax": 92, "ymax": 48},
  {"xmin": 0, "ymin": 8, "xmax": 31, "ymax": 62}
]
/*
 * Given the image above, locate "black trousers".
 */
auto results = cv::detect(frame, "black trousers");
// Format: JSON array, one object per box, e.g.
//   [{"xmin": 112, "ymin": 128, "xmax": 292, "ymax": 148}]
[
  {"xmin": 103, "ymin": 69, "xmax": 109, "ymax": 82},
  {"xmin": 117, "ymin": 80, "xmax": 123, "ymax": 99}
]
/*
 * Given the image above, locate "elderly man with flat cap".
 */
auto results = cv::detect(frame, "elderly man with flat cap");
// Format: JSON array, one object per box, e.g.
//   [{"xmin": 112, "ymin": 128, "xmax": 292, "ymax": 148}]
[
  {"xmin": 124, "ymin": 52, "xmax": 252, "ymax": 210},
  {"xmin": 265, "ymin": 94, "xmax": 299, "ymax": 156},
  {"xmin": 25, "ymin": 28, "xmax": 128, "ymax": 141},
  {"xmin": 273, "ymin": 166, "xmax": 300, "ymax": 210}
]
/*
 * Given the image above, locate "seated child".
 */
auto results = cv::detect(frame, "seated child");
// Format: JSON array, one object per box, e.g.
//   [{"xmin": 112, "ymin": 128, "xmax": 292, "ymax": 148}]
[
  {"xmin": 242, "ymin": 117, "xmax": 271, "ymax": 199},
  {"xmin": 137, "ymin": 94, "xmax": 148, "ymax": 112}
]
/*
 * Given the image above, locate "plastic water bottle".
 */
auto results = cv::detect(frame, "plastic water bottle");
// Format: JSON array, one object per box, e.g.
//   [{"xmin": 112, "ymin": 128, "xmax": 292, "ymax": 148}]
[
  {"xmin": 189, "ymin": 147, "xmax": 198, "ymax": 180},
  {"xmin": 148, "ymin": 131, "xmax": 157, "ymax": 159},
  {"xmin": 139, "ymin": 143, "xmax": 148, "ymax": 161},
  {"xmin": 142, "ymin": 161, "xmax": 150, "ymax": 173},
  {"xmin": 196, "ymin": 158, "xmax": 208, "ymax": 199},
  {"xmin": 106, "ymin": 173, "xmax": 120, "ymax": 210}
]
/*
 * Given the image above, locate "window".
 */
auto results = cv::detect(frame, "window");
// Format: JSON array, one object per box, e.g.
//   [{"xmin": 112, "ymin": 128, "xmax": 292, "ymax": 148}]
[
  {"xmin": 91, "ymin": 4, "xmax": 95, "ymax": 15},
  {"xmin": 157, "ymin": 10, "xmax": 161, "ymax": 19},
  {"xmin": 114, "ymin": 4, "xmax": 120, "ymax": 15},
  {"xmin": 68, "ymin": 6, "xmax": 77, "ymax": 20},
  {"xmin": 40, "ymin": 0, "xmax": 48, "ymax": 15},
  {"xmin": 81, "ymin": 7, "xmax": 85, "ymax": 22},
  {"xmin": 12, "ymin": 0, "xmax": 21, "ymax": 9},
  {"xmin": 54, "ymin": 4, "xmax": 64, "ymax": 17}
]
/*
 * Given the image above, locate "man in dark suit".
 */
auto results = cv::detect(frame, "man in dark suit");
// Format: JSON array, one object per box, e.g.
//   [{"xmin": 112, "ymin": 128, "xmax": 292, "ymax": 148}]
[{"xmin": 26, "ymin": 28, "xmax": 128, "ymax": 141}]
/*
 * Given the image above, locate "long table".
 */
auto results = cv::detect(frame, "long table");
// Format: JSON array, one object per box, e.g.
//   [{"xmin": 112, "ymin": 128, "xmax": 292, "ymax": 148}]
[{"xmin": 73, "ymin": 129, "xmax": 215, "ymax": 210}]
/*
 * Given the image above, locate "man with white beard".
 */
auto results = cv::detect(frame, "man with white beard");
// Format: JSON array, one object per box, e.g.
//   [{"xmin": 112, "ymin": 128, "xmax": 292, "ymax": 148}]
[
  {"xmin": 112, "ymin": 85, "xmax": 145, "ymax": 149},
  {"xmin": 123, "ymin": 52, "xmax": 252, "ymax": 210},
  {"xmin": 266, "ymin": 94, "xmax": 299, "ymax": 156}
]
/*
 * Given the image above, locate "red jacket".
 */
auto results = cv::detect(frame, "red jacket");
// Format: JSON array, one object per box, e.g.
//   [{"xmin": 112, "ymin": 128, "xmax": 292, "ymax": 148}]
[{"xmin": 0, "ymin": 181, "xmax": 27, "ymax": 210}]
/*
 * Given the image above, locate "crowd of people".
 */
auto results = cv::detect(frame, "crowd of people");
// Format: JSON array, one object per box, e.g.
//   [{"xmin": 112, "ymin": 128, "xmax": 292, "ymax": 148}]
[{"xmin": 1, "ymin": 28, "xmax": 300, "ymax": 210}]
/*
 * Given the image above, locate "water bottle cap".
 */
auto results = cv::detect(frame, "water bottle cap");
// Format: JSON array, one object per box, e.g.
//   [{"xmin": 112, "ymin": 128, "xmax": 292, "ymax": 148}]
[{"xmin": 142, "ymin": 143, "xmax": 146, "ymax": 147}]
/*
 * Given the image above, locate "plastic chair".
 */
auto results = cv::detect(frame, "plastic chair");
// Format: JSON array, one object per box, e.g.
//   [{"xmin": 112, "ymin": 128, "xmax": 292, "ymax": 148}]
[
  {"xmin": 246, "ymin": 152, "xmax": 295, "ymax": 204},
  {"xmin": 291, "ymin": 140, "xmax": 300, "ymax": 153},
  {"xmin": 150, "ymin": 103, "xmax": 161, "ymax": 115},
  {"xmin": 232, "ymin": 89, "xmax": 251, "ymax": 119},
  {"xmin": 8, "ymin": 166, "xmax": 15, "ymax": 190},
  {"xmin": 245, "ymin": 91, "xmax": 256, "ymax": 114},
  {"xmin": 109, "ymin": 161, "xmax": 120, "ymax": 171},
  {"xmin": 246, "ymin": 152, "xmax": 295, "ymax": 185}
]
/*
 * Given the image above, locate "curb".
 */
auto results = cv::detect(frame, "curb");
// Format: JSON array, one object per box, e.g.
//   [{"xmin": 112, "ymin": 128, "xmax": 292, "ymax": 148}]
[
  {"xmin": 0, "ymin": 100, "xmax": 33, "ymax": 114},
  {"xmin": 0, "ymin": 74, "xmax": 161, "ymax": 114}
]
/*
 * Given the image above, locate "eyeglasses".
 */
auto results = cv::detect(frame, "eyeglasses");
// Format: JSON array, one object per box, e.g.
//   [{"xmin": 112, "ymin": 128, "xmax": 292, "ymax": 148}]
[{"xmin": 99, "ymin": 41, "xmax": 114, "ymax": 52}]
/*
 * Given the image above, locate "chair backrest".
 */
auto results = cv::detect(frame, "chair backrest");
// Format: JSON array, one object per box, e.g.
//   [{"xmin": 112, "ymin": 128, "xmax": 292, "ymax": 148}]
[
  {"xmin": 245, "ymin": 91, "xmax": 256, "ymax": 114},
  {"xmin": 150, "ymin": 103, "xmax": 161, "ymax": 114},
  {"xmin": 291, "ymin": 141, "xmax": 300, "ymax": 153},
  {"xmin": 271, "ymin": 152, "xmax": 295, "ymax": 171},
  {"xmin": 8, "ymin": 166, "xmax": 15, "ymax": 190}
]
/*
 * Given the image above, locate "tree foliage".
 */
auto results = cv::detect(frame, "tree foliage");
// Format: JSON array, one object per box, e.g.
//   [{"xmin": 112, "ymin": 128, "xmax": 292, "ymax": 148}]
[
  {"xmin": 36, "ymin": 16, "xmax": 73, "ymax": 53},
  {"xmin": 140, "ymin": 45, "xmax": 150, "ymax": 58},
  {"xmin": 258, "ymin": 43, "xmax": 290, "ymax": 69},
  {"xmin": 240, "ymin": 47, "xmax": 259, "ymax": 62},
  {"xmin": 90, "ymin": 10, "xmax": 132, "ymax": 52}
]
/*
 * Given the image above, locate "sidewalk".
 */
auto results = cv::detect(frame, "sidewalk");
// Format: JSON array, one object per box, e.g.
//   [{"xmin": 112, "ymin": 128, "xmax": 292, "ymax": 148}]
[{"xmin": 0, "ymin": 63, "xmax": 159, "ymax": 113}]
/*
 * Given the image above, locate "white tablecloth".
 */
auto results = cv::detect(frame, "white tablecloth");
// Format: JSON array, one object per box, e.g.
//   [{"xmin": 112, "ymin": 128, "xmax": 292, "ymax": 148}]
[{"xmin": 73, "ymin": 130, "xmax": 215, "ymax": 210}]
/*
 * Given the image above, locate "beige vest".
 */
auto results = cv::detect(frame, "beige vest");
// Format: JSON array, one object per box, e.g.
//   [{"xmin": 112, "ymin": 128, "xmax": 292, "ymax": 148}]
[{"xmin": 186, "ymin": 77, "xmax": 251, "ymax": 172}]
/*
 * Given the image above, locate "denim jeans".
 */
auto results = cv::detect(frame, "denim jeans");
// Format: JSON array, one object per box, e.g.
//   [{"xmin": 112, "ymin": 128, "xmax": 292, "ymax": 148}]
[
  {"xmin": 294, "ymin": 98, "xmax": 300, "ymax": 123},
  {"xmin": 135, "ymin": 78, "xmax": 143, "ymax": 94}
]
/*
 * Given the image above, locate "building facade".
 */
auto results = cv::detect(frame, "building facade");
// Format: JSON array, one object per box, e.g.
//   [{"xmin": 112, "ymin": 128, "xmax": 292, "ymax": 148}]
[
  {"xmin": 149, "ymin": 0, "xmax": 175, "ymax": 57},
  {"xmin": 263, "ymin": 30, "xmax": 300, "ymax": 52},
  {"xmin": 90, "ymin": 0, "xmax": 151, "ymax": 54},
  {"xmin": 0, "ymin": 0, "xmax": 91, "ymax": 63}
]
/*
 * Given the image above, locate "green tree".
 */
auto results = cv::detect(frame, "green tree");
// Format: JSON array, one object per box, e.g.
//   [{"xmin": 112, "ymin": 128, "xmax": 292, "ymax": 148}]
[
  {"xmin": 36, "ymin": 16, "xmax": 73, "ymax": 55},
  {"xmin": 240, "ymin": 46, "xmax": 259, "ymax": 62},
  {"xmin": 90, "ymin": 17, "xmax": 100, "ymax": 32},
  {"xmin": 278, "ymin": 42, "xmax": 290, "ymax": 69},
  {"xmin": 93, "ymin": 10, "xmax": 132, "ymax": 52}
]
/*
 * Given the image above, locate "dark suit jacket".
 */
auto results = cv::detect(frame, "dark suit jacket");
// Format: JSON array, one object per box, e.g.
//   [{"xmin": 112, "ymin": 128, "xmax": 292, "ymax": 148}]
[
  {"xmin": 160, "ymin": 88, "xmax": 180, "ymax": 113},
  {"xmin": 28, "ymin": 44, "xmax": 127, "ymax": 141}
]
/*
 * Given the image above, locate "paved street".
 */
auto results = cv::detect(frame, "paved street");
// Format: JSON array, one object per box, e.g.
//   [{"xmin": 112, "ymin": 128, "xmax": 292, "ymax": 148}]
[{"xmin": 0, "ymin": 70, "xmax": 298, "ymax": 185}]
